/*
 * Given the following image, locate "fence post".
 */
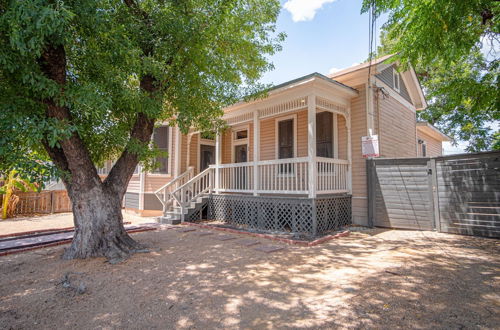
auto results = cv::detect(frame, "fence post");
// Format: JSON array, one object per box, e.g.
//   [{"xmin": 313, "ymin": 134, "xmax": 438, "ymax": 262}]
[
  {"xmin": 429, "ymin": 158, "xmax": 441, "ymax": 232},
  {"xmin": 50, "ymin": 191, "xmax": 55, "ymax": 214},
  {"xmin": 366, "ymin": 159, "xmax": 376, "ymax": 227}
]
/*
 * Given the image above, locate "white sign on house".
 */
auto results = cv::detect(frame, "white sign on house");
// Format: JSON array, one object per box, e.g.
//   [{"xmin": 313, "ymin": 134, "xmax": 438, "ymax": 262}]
[{"xmin": 362, "ymin": 135, "xmax": 379, "ymax": 158}]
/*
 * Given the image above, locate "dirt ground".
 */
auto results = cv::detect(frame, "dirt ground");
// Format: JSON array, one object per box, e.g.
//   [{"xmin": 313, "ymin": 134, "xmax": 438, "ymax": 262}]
[
  {"xmin": 0, "ymin": 211, "xmax": 153, "ymax": 236},
  {"xmin": 0, "ymin": 226, "xmax": 499, "ymax": 329}
]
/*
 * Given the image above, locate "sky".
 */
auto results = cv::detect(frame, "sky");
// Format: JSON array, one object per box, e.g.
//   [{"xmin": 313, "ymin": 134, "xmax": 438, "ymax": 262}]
[
  {"xmin": 259, "ymin": 0, "xmax": 462, "ymax": 154},
  {"xmin": 260, "ymin": 0, "xmax": 387, "ymax": 85}
]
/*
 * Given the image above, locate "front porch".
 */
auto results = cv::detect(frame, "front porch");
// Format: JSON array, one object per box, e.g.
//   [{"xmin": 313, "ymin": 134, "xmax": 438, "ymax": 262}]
[{"xmin": 156, "ymin": 74, "xmax": 357, "ymax": 236}]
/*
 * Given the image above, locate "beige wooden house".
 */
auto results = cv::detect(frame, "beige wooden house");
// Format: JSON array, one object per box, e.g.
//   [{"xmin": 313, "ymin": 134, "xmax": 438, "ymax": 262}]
[{"xmin": 108, "ymin": 55, "xmax": 449, "ymax": 236}]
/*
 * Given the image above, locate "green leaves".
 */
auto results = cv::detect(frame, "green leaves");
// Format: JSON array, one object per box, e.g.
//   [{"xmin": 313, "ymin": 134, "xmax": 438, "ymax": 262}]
[
  {"xmin": 367, "ymin": 0, "xmax": 499, "ymax": 151},
  {"xmin": 0, "ymin": 0, "xmax": 282, "ymax": 176}
]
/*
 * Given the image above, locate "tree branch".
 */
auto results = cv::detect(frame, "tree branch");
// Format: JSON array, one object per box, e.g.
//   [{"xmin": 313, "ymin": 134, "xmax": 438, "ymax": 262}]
[
  {"xmin": 103, "ymin": 112, "xmax": 155, "ymax": 196},
  {"xmin": 38, "ymin": 43, "xmax": 101, "ymax": 194}
]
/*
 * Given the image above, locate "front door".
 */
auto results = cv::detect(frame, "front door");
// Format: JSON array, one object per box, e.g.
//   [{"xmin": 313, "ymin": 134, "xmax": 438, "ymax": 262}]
[
  {"xmin": 200, "ymin": 144, "xmax": 215, "ymax": 172},
  {"xmin": 234, "ymin": 144, "xmax": 248, "ymax": 190}
]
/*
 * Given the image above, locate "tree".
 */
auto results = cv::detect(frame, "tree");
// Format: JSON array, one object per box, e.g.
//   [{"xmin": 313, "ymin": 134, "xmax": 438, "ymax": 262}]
[
  {"xmin": 363, "ymin": 0, "xmax": 500, "ymax": 151},
  {"xmin": 0, "ymin": 0, "xmax": 283, "ymax": 261},
  {"xmin": 0, "ymin": 169, "xmax": 38, "ymax": 219}
]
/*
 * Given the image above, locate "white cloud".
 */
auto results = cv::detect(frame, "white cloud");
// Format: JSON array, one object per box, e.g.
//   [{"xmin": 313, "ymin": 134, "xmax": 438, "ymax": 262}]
[
  {"xmin": 329, "ymin": 67, "xmax": 341, "ymax": 74},
  {"xmin": 283, "ymin": 0, "xmax": 337, "ymax": 22}
]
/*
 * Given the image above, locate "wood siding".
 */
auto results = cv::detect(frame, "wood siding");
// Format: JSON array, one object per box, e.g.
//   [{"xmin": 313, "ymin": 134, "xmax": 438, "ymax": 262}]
[
  {"xmin": 127, "ymin": 175, "xmax": 141, "ymax": 192},
  {"xmin": 417, "ymin": 130, "xmax": 443, "ymax": 157},
  {"xmin": 337, "ymin": 114, "xmax": 347, "ymax": 159},
  {"xmin": 349, "ymin": 86, "xmax": 368, "ymax": 225},
  {"xmin": 376, "ymin": 65, "xmax": 412, "ymax": 103},
  {"xmin": 376, "ymin": 91, "xmax": 417, "ymax": 158}
]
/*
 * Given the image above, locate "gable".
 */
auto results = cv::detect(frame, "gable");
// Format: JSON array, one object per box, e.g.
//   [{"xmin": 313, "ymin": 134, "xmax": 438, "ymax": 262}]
[{"xmin": 376, "ymin": 65, "xmax": 412, "ymax": 104}]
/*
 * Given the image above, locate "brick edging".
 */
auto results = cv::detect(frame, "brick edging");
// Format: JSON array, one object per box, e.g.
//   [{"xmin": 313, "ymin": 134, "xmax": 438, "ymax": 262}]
[
  {"xmin": 0, "ymin": 226, "xmax": 155, "ymax": 257},
  {"xmin": 0, "ymin": 222, "xmax": 133, "ymax": 240},
  {"xmin": 182, "ymin": 222, "xmax": 350, "ymax": 246}
]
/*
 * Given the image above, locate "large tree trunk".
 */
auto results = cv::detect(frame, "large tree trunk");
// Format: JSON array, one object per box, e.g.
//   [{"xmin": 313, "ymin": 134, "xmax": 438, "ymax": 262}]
[
  {"xmin": 62, "ymin": 185, "xmax": 145, "ymax": 261},
  {"xmin": 38, "ymin": 43, "xmax": 155, "ymax": 261}
]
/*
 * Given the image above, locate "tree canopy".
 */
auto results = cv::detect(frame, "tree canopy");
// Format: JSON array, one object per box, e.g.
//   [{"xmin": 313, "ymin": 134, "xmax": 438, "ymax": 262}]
[
  {"xmin": 363, "ymin": 0, "xmax": 499, "ymax": 151},
  {"xmin": 0, "ymin": 0, "xmax": 284, "ymax": 259},
  {"xmin": 0, "ymin": 0, "xmax": 283, "ymax": 169}
]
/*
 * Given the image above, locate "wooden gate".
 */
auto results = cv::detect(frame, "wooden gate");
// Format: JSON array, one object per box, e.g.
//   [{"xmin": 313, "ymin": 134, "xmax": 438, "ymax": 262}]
[{"xmin": 367, "ymin": 151, "xmax": 500, "ymax": 238}]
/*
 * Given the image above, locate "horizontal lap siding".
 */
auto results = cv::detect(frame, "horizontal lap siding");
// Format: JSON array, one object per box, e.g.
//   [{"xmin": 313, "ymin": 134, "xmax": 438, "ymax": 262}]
[
  {"xmin": 436, "ymin": 153, "xmax": 500, "ymax": 237},
  {"xmin": 144, "ymin": 175, "xmax": 172, "ymax": 193},
  {"xmin": 350, "ymin": 86, "xmax": 368, "ymax": 225},
  {"xmin": 189, "ymin": 134, "xmax": 199, "ymax": 171},
  {"xmin": 371, "ymin": 159, "xmax": 434, "ymax": 230},
  {"xmin": 417, "ymin": 130, "xmax": 443, "ymax": 157},
  {"xmin": 337, "ymin": 115, "xmax": 347, "ymax": 160},
  {"xmin": 222, "ymin": 131, "xmax": 232, "ymax": 164},
  {"xmin": 377, "ymin": 92, "xmax": 417, "ymax": 158},
  {"xmin": 180, "ymin": 133, "xmax": 188, "ymax": 173},
  {"xmin": 123, "ymin": 192, "xmax": 139, "ymax": 209},
  {"xmin": 127, "ymin": 176, "xmax": 141, "ymax": 192}
]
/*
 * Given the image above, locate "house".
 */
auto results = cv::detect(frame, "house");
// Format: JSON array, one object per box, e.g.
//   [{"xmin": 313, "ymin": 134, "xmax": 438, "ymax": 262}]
[
  {"xmin": 102, "ymin": 55, "xmax": 449, "ymax": 237},
  {"xmin": 416, "ymin": 121, "xmax": 451, "ymax": 157}
]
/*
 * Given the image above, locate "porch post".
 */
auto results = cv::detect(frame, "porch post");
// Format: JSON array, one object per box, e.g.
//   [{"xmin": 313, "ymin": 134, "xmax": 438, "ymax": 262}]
[
  {"xmin": 253, "ymin": 110, "xmax": 260, "ymax": 196},
  {"xmin": 308, "ymin": 94, "xmax": 317, "ymax": 198},
  {"xmin": 215, "ymin": 133, "xmax": 221, "ymax": 193}
]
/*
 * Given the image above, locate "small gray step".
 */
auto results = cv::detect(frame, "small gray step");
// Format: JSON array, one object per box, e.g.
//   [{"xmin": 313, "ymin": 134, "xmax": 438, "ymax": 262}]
[{"xmin": 157, "ymin": 216, "xmax": 181, "ymax": 225}]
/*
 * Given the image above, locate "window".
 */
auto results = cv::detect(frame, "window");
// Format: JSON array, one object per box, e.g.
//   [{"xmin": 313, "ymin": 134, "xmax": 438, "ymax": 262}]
[
  {"xmin": 152, "ymin": 126, "xmax": 169, "ymax": 174},
  {"xmin": 393, "ymin": 70, "xmax": 401, "ymax": 93},
  {"xmin": 316, "ymin": 112, "xmax": 334, "ymax": 158},
  {"xmin": 422, "ymin": 143, "xmax": 427, "ymax": 157},
  {"xmin": 235, "ymin": 129, "xmax": 248, "ymax": 140},
  {"xmin": 278, "ymin": 119, "xmax": 294, "ymax": 159},
  {"xmin": 231, "ymin": 126, "xmax": 249, "ymax": 163}
]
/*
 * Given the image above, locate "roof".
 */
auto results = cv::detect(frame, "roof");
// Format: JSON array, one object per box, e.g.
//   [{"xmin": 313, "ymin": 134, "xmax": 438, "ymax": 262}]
[
  {"xmin": 269, "ymin": 72, "xmax": 358, "ymax": 94},
  {"xmin": 328, "ymin": 54, "xmax": 395, "ymax": 79},
  {"xmin": 416, "ymin": 122, "xmax": 452, "ymax": 142},
  {"xmin": 223, "ymin": 72, "xmax": 358, "ymax": 114}
]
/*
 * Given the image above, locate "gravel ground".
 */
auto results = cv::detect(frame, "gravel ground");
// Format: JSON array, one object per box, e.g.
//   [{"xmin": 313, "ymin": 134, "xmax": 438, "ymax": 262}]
[
  {"xmin": 0, "ymin": 227, "xmax": 499, "ymax": 329},
  {"xmin": 0, "ymin": 212, "xmax": 154, "ymax": 236}
]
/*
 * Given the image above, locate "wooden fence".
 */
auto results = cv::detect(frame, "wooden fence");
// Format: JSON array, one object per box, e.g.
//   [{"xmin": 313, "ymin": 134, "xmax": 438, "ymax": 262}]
[
  {"xmin": 367, "ymin": 151, "xmax": 500, "ymax": 238},
  {"xmin": 0, "ymin": 190, "xmax": 72, "ymax": 215}
]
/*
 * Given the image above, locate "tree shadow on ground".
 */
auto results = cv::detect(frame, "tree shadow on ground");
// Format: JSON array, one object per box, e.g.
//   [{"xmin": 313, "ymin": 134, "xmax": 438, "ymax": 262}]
[{"xmin": 0, "ymin": 228, "xmax": 499, "ymax": 329}]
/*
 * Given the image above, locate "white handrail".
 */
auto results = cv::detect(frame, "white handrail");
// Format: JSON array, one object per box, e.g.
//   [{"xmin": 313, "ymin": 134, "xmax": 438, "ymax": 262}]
[
  {"xmin": 171, "ymin": 167, "xmax": 214, "ymax": 217},
  {"xmin": 154, "ymin": 167, "xmax": 194, "ymax": 212}
]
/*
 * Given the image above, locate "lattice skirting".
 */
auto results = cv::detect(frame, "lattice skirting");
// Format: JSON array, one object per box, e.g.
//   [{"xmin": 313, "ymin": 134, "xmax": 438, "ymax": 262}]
[{"xmin": 202, "ymin": 194, "xmax": 351, "ymax": 237}]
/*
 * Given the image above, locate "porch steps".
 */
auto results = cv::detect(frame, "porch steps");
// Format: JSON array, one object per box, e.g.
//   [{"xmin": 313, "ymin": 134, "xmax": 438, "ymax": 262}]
[{"xmin": 156, "ymin": 195, "xmax": 210, "ymax": 225}]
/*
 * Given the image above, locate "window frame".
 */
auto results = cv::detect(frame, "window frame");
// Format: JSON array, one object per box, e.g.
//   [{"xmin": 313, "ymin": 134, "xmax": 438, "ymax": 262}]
[
  {"xmin": 150, "ymin": 125, "xmax": 172, "ymax": 176},
  {"xmin": 275, "ymin": 114, "xmax": 297, "ymax": 160},
  {"xmin": 393, "ymin": 69, "xmax": 401, "ymax": 93},
  {"xmin": 231, "ymin": 124, "xmax": 249, "ymax": 163}
]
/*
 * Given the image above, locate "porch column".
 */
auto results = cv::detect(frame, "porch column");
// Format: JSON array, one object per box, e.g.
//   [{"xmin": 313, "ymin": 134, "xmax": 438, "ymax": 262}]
[
  {"xmin": 253, "ymin": 110, "xmax": 260, "ymax": 196},
  {"xmin": 215, "ymin": 133, "xmax": 221, "ymax": 193},
  {"xmin": 307, "ymin": 94, "xmax": 317, "ymax": 198}
]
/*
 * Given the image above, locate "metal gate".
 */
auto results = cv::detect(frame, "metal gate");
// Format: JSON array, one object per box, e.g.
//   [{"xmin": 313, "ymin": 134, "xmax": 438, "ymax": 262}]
[{"xmin": 367, "ymin": 151, "xmax": 500, "ymax": 238}]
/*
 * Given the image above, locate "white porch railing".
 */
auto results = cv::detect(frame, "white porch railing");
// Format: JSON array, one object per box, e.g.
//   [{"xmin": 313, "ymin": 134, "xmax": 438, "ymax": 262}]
[
  {"xmin": 171, "ymin": 167, "xmax": 213, "ymax": 214},
  {"xmin": 154, "ymin": 167, "xmax": 194, "ymax": 212},
  {"xmin": 316, "ymin": 157, "xmax": 350, "ymax": 193},
  {"xmin": 212, "ymin": 157, "xmax": 349, "ymax": 195}
]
